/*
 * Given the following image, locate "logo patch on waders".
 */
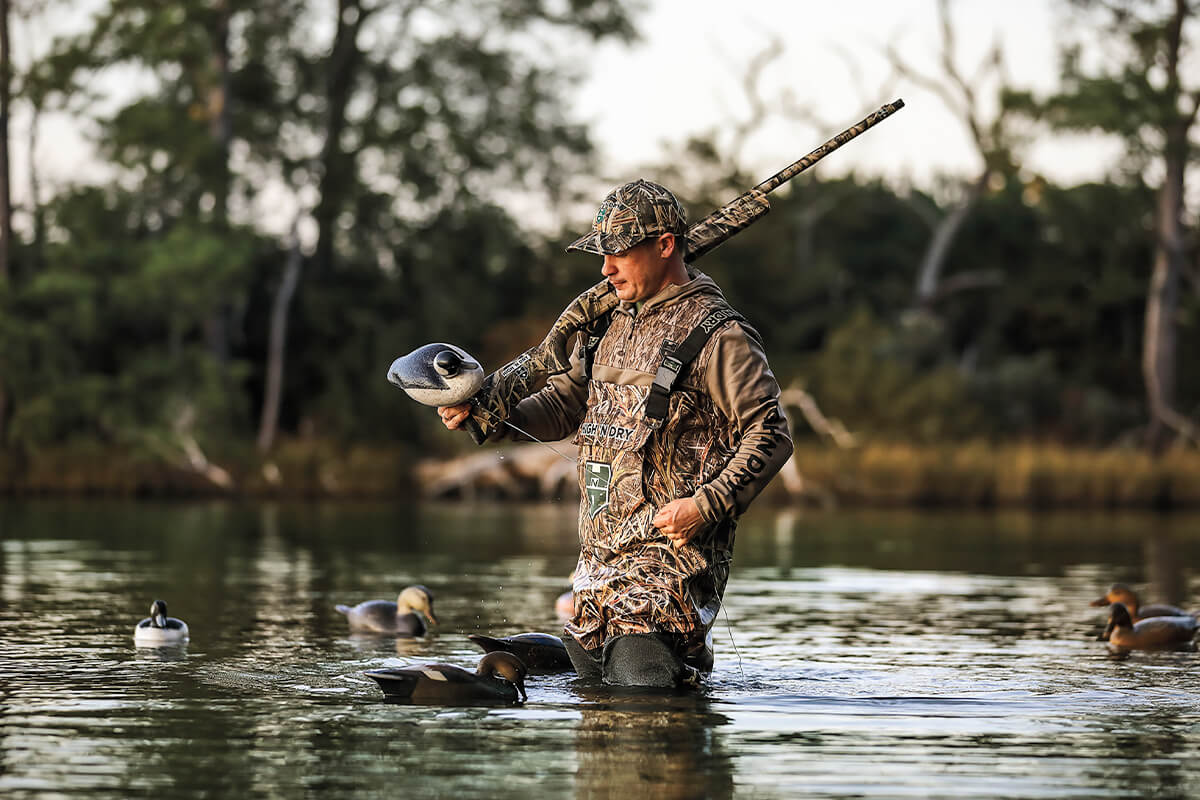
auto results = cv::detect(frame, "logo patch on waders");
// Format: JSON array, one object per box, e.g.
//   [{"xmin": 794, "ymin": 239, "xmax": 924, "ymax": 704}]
[{"xmin": 584, "ymin": 461, "xmax": 612, "ymax": 518}]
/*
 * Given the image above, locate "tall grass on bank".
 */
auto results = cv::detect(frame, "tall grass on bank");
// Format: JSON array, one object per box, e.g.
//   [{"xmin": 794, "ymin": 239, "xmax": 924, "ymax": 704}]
[
  {"xmin": 2, "ymin": 440, "xmax": 1198, "ymax": 508},
  {"xmin": 784, "ymin": 442, "xmax": 1200, "ymax": 509}
]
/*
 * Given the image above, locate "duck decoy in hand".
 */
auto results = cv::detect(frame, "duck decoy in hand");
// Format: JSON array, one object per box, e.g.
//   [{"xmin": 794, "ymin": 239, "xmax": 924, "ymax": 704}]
[
  {"xmin": 364, "ymin": 652, "xmax": 528, "ymax": 704},
  {"xmin": 1090, "ymin": 582, "xmax": 1190, "ymax": 621},
  {"xmin": 387, "ymin": 343, "xmax": 484, "ymax": 407},
  {"xmin": 336, "ymin": 585, "xmax": 437, "ymax": 636},
  {"xmin": 1102, "ymin": 602, "xmax": 1198, "ymax": 651},
  {"xmin": 133, "ymin": 599, "xmax": 190, "ymax": 646},
  {"xmin": 468, "ymin": 632, "xmax": 574, "ymax": 673}
]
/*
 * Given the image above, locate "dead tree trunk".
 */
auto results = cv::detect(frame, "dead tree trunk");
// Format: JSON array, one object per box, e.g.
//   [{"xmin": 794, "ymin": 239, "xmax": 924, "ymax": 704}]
[{"xmin": 257, "ymin": 222, "xmax": 304, "ymax": 453}]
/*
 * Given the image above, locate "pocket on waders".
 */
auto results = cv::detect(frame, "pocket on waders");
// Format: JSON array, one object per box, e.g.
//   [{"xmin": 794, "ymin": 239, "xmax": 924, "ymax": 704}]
[{"xmin": 574, "ymin": 410, "xmax": 654, "ymax": 521}]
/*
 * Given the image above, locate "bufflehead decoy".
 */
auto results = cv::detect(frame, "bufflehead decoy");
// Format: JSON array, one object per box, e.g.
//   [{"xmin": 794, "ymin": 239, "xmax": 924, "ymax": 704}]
[{"xmin": 133, "ymin": 599, "xmax": 190, "ymax": 646}]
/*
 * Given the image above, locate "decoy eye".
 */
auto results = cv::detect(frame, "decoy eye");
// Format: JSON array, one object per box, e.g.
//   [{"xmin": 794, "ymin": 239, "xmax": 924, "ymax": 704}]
[{"xmin": 434, "ymin": 350, "xmax": 462, "ymax": 377}]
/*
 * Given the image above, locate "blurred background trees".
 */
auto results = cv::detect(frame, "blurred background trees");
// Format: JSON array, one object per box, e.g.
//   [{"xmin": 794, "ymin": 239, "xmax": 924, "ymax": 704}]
[{"xmin": 0, "ymin": 0, "xmax": 1196, "ymax": 493}]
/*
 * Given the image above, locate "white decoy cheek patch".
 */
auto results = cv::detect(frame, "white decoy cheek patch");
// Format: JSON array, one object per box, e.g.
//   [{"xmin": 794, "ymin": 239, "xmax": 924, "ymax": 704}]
[{"xmin": 420, "ymin": 669, "xmax": 448, "ymax": 681}]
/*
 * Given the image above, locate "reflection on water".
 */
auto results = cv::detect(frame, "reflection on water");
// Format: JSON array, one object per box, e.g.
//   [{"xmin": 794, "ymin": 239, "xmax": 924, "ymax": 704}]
[{"xmin": 1, "ymin": 500, "xmax": 1199, "ymax": 798}]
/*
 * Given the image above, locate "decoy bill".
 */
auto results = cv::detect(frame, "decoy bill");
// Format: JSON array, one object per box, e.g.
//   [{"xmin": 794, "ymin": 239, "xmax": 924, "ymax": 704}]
[
  {"xmin": 335, "ymin": 585, "xmax": 437, "ymax": 636},
  {"xmin": 467, "ymin": 632, "xmax": 575, "ymax": 673},
  {"xmin": 133, "ymin": 599, "xmax": 190, "ymax": 646},
  {"xmin": 364, "ymin": 651, "xmax": 528, "ymax": 704}
]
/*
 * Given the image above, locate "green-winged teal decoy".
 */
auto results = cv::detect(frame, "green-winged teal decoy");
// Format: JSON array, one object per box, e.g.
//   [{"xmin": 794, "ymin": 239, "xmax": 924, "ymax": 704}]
[{"xmin": 364, "ymin": 652, "xmax": 527, "ymax": 703}]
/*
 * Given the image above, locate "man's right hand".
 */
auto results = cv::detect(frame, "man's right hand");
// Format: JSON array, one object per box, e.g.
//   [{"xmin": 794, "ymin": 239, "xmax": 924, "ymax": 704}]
[{"xmin": 437, "ymin": 404, "xmax": 473, "ymax": 431}]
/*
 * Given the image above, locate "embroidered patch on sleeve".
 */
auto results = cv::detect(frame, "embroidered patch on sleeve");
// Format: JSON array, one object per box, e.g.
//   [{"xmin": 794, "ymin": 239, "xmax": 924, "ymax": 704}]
[{"xmin": 584, "ymin": 461, "xmax": 612, "ymax": 518}]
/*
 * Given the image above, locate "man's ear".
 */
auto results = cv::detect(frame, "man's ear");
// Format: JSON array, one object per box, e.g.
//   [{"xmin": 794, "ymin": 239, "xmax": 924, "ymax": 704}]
[{"xmin": 658, "ymin": 233, "xmax": 677, "ymax": 259}]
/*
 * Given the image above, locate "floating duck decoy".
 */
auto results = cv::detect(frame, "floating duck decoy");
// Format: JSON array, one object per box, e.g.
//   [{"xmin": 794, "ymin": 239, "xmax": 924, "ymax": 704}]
[
  {"xmin": 1090, "ymin": 582, "xmax": 1191, "ymax": 621},
  {"xmin": 387, "ymin": 343, "xmax": 484, "ymax": 407},
  {"xmin": 133, "ymin": 599, "xmax": 190, "ymax": 646},
  {"xmin": 468, "ymin": 632, "xmax": 574, "ymax": 673},
  {"xmin": 335, "ymin": 585, "xmax": 437, "ymax": 636},
  {"xmin": 1102, "ymin": 602, "xmax": 1198, "ymax": 651},
  {"xmin": 364, "ymin": 651, "xmax": 527, "ymax": 704}
]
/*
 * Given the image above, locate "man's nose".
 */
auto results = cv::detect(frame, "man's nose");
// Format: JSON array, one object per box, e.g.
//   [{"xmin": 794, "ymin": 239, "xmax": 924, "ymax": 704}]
[{"xmin": 601, "ymin": 255, "xmax": 617, "ymax": 276}]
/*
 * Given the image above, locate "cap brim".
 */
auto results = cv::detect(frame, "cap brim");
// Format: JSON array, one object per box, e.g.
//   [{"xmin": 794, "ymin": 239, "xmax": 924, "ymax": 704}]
[{"xmin": 565, "ymin": 230, "xmax": 605, "ymax": 255}]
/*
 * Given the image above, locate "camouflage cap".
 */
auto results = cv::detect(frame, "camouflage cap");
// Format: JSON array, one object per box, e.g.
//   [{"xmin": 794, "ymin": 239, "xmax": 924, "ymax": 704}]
[{"xmin": 566, "ymin": 179, "xmax": 687, "ymax": 256}]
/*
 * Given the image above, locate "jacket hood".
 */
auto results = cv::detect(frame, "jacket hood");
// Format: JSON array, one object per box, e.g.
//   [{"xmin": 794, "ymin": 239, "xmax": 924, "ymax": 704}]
[{"xmin": 618, "ymin": 268, "xmax": 726, "ymax": 316}]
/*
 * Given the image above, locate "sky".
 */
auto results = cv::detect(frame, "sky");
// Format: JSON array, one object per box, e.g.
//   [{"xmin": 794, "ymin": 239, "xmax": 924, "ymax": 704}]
[
  {"xmin": 568, "ymin": 0, "xmax": 1121, "ymax": 192},
  {"xmin": 14, "ymin": 0, "xmax": 1125, "ymax": 238}
]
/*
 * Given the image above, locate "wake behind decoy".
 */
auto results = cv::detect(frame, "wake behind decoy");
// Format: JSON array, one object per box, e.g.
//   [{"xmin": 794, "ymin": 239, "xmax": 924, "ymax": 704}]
[
  {"xmin": 1102, "ymin": 602, "xmax": 1198, "ymax": 651},
  {"xmin": 133, "ymin": 599, "xmax": 189, "ymax": 646},
  {"xmin": 387, "ymin": 343, "xmax": 484, "ymax": 407},
  {"xmin": 468, "ymin": 632, "xmax": 574, "ymax": 673},
  {"xmin": 364, "ymin": 651, "xmax": 528, "ymax": 704},
  {"xmin": 335, "ymin": 585, "xmax": 437, "ymax": 636}
]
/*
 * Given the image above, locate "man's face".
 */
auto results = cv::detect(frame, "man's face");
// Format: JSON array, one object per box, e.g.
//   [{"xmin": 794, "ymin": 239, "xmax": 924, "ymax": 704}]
[{"xmin": 600, "ymin": 235, "xmax": 672, "ymax": 303}]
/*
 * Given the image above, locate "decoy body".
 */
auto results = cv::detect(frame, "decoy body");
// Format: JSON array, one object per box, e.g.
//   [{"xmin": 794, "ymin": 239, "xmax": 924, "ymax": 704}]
[
  {"xmin": 387, "ymin": 343, "xmax": 484, "ymax": 407},
  {"xmin": 336, "ymin": 585, "xmax": 437, "ymax": 636},
  {"xmin": 1102, "ymin": 602, "xmax": 1198, "ymax": 650},
  {"xmin": 364, "ymin": 651, "xmax": 528, "ymax": 703},
  {"xmin": 133, "ymin": 599, "xmax": 190, "ymax": 645},
  {"xmin": 468, "ymin": 632, "xmax": 575, "ymax": 673},
  {"xmin": 1090, "ymin": 583, "xmax": 1191, "ymax": 621}
]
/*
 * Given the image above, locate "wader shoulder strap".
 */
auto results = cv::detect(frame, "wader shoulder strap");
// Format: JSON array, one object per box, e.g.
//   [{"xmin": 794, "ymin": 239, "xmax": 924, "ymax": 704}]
[
  {"xmin": 578, "ymin": 311, "xmax": 614, "ymax": 380},
  {"xmin": 645, "ymin": 307, "xmax": 744, "ymax": 423}
]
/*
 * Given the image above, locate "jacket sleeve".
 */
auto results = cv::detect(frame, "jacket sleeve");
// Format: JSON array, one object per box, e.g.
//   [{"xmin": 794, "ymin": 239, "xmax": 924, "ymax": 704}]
[
  {"xmin": 491, "ymin": 345, "xmax": 590, "ymax": 443},
  {"xmin": 691, "ymin": 322, "xmax": 793, "ymax": 521}
]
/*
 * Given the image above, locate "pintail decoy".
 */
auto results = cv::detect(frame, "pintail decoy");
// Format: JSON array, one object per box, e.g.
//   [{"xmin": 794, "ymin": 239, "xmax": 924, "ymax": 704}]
[
  {"xmin": 364, "ymin": 651, "xmax": 527, "ymax": 704},
  {"xmin": 133, "ymin": 599, "xmax": 190, "ymax": 646},
  {"xmin": 468, "ymin": 632, "xmax": 574, "ymax": 673},
  {"xmin": 1091, "ymin": 583, "xmax": 1191, "ymax": 621},
  {"xmin": 335, "ymin": 585, "xmax": 437, "ymax": 636},
  {"xmin": 1102, "ymin": 602, "xmax": 1198, "ymax": 651}
]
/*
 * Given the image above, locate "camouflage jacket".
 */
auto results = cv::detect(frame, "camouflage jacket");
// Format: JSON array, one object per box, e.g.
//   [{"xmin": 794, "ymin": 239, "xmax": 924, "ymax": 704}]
[{"xmin": 506, "ymin": 270, "xmax": 793, "ymax": 657}]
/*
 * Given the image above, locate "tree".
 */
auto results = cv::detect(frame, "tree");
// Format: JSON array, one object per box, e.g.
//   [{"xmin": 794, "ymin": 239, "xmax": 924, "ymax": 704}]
[{"xmin": 1014, "ymin": 0, "xmax": 1199, "ymax": 451}]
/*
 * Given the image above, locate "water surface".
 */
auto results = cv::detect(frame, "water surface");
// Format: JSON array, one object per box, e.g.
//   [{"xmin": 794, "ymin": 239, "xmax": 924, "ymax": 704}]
[{"xmin": 2, "ymin": 501, "xmax": 1198, "ymax": 798}]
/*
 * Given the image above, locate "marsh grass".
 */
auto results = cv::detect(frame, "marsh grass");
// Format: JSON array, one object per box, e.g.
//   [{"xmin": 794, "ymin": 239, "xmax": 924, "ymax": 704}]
[{"xmin": 3, "ymin": 440, "xmax": 1198, "ymax": 508}]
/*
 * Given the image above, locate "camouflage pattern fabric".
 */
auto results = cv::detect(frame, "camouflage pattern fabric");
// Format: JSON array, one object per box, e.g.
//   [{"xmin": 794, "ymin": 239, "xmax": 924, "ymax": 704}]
[
  {"xmin": 465, "ymin": 279, "xmax": 618, "ymax": 443},
  {"xmin": 566, "ymin": 290, "xmax": 744, "ymax": 659}
]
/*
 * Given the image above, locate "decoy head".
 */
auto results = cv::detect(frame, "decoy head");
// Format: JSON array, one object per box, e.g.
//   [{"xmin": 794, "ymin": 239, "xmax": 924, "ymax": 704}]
[
  {"xmin": 150, "ymin": 599, "xmax": 168, "ymax": 628},
  {"xmin": 397, "ymin": 585, "xmax": 437, "ymax": 625},
  {"xmin": 478, "ymin": 651, "xmax": 527, "ymax": 701},
  {"xmin": 1101, "ymin": 602, "xmax": 1135, "ymax": 641},
  {"xmin": 1091, "ymin": 583, "xmax": 1137, "ymax": 609},
  {"xmin": 386, "ymin": 343, "xmax": 483, "ymax": 406}
]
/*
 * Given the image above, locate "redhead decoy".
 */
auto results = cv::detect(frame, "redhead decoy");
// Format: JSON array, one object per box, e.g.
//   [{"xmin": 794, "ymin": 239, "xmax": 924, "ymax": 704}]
[
  {"xmin": 467, "ymin": 632, "xmax": 574, "ymax": 673},
  {"xmin": 133, "ymin": 600, "xmax": 190, "ymax": 646},
  {"xmin": 364, "ymin": 652, "xmax": 527, "ymax": 703},
  {"xmin": 335, "ymin": 585, "xmax": 437, "ymax": 636},
  {"xmin": 1102, "ymin": 602, "xmax": 1198, "ymax": 651}
]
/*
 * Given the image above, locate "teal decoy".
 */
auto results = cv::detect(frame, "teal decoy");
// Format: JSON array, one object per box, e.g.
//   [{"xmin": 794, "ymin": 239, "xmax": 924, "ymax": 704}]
[
  {"xmin": 335, "ymin": 585, "xmax": 437, "ymax": 636},
  {"xmin": 133, "ymin": 600, "xmax": 189, "ymax": 646},
  {"xmin": 364, "ymin": 652, "xmax": 527, "ymax": 703},
  {"xmin": 1102, "ymin": 602, "xmax": 1198, "ymax": 650},
  {"xmin": 1090, "ymin": 583, "xmax": 1190, "ymax": 621},
  {"xmin": 468, "ymin": 632, "xmax": 574, "ymax": 673}
]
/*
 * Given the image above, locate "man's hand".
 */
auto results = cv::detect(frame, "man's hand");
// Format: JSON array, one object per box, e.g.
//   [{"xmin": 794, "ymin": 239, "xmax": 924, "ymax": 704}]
[
  {"xmin": 437, "ymin": 403, "xmax": 472, "ymax": 431},
  {"xmin": 653, "ymin": 498, "xmax": 706, "ymax": 548}
]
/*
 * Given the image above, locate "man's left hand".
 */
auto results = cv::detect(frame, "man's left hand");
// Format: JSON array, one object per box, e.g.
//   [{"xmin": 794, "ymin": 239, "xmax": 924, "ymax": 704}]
[{"xmin": 653, "ymin": 498, "xmax": 706, "ymax": 548}]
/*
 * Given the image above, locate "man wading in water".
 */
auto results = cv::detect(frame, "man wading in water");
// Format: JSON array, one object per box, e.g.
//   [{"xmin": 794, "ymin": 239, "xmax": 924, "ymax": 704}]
[{"xmin": 439, "ymin": 179, "xmax": 793, "ymax": 686}]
